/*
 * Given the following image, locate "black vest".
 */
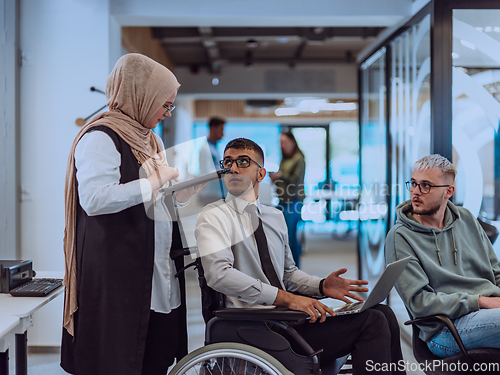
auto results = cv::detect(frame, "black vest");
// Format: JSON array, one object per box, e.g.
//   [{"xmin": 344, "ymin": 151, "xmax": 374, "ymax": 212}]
[{"xmin": 61, "ymin": 126, "xmax": 187, "ymax": 375}]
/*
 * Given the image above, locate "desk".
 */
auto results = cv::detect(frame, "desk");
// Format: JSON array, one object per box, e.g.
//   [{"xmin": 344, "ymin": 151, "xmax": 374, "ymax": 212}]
[
  {"xmin": 0, "ymin": 316, "xmax": 20, "ymax": 374},
  {"xmin": 0, "ymin": 280, "xmax": 64, "ymax": 375}
]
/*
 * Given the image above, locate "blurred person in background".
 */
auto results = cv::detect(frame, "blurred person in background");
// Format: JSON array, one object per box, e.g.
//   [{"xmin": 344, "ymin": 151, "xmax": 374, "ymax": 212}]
[
  {"xmin": 269, "ymin": 131, "xmax": 306, "ymax": 267},
  {"xmin": 198, "ymin": 117, "xmax": 226, "ymax": 205}
]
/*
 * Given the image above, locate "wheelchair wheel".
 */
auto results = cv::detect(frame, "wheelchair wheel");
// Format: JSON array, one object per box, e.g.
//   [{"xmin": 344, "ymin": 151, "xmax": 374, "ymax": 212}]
[{"xmin": 169, "ymin": 342, "xmax": 293, "ymax": 375}]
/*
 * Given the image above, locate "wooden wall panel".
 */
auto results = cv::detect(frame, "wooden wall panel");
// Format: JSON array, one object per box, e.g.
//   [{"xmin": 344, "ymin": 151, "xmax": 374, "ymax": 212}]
[
  {"xmin": 195, "ymin": 100, "xmax": 358, "ymax": 121},
  {"xmin": 121, "ymin": 27, "xmax": 174, "ymax": 70}
]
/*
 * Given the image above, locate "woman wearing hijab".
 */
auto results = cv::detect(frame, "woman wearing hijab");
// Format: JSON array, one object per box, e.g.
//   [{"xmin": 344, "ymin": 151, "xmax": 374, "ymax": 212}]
[
  {"xmin": 269, "ymin": 131, "xmax": 306, "ymax": 267},
  {"xmin": 61, "ymin": 53, "xmax": 195, "ymax": 375}
]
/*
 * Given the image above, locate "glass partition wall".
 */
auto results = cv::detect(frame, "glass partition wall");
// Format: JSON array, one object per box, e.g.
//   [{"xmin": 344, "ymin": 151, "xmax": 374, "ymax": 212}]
[
  {"xmin": 359, "ymin": 49, "xmax": 389, "ymax": 285},
  {"xmin": 359, "ymin": 0, "xmax": 500, "ymax": 279},
  {"xmin": 358, "ymin": 0, "xmax": 500, "ymax": 334},
  {"xmin": 359, "ymin": 11, "xmax": 432, "ymax": 284},
  {"xmin": 389, "ymin": 14, "xmax": 431, "ymax": 225},
  {"xmin": 452, "ymin": 8, "xmax": 500, "ymax": 254}
]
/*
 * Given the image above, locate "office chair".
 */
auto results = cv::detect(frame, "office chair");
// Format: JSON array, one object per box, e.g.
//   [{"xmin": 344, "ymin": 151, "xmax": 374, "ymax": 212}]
[
  {"xmin": 404, "ymin": 313, "xmax": 500, "ymax": 375},
  {"xmin": 477, "ymin": 214, "xmax": 499, "ymax": 244}
]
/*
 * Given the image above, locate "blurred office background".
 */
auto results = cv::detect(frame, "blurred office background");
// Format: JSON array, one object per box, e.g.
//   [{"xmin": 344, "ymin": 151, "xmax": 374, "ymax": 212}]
[{"xmin": 1, "ymin": 0, "xmax": 500, "ymax": 358}]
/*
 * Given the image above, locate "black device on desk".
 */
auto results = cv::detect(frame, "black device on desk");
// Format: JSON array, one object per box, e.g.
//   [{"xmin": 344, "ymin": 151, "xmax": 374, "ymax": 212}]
[{"xmin": 0, "ymin": 260, "xmax": 62, "ymax": 297}]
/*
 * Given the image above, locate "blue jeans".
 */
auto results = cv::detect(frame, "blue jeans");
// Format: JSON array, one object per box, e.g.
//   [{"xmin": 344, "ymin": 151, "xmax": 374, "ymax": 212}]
[
  {"xmin": 427, "ymin": 308, "xmax": 500, "ymax": 358},
  {"xmin": 277, "ymin": 200, "xmax": 303, "ymax": 268}
]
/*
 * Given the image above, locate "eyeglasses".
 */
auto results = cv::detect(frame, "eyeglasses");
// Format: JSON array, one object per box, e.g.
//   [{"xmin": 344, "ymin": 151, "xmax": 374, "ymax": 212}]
[
  {"xmin": 405, "ymin": 180, "xmax": 450, "ymax": 194},
  {"xmin": 162, "ymin": 104, "xmax": 175, "ymax": 114},
  {"xmin": 220, "ymin": 156, "xmax": 262, "ymax": 169}
]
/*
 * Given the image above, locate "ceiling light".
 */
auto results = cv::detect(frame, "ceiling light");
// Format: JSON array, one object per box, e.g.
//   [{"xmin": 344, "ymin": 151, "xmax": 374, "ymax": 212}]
[
  {"xmin": 460, "ymin": 40, "xmax": 476, "ymax": 50},
  {"xmin": 246, "ymin": 39, "xmax": 258, "ymax": 48},
  {"xmin": 452, "ymin": 52, "xmax": 460, "ymax": 59},
  {"xmin": 203, "ymin": 40, "xmax": 216, "ymax": 48},
  {"xmin": 320, "ymin": 102, "xmax": 358, "ymax": 111},
  {"xmin": 495, "ymin": 27, "xmax": 500, "ymax": 33},
  {"xmin": 484, "ymin": 26, "xmax": 492, "ymax": 33},
  {"xmin": 283, "ymin": 96, "xmax": 328, "ymax": 108},
  {"xmin": 212, "ymin": 77, "xmax": 219, "ymax": 86},
  {"xmin": 297, "ymin": 99, "xmax": 328, "ymax": 113},
  {"xmin": 275, "ymin": 108, "xmax": 300, "ymax": 116}
]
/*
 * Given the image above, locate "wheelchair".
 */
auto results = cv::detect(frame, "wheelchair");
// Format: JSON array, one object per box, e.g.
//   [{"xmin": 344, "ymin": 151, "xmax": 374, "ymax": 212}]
[
  {"xmin": 168, "ymin": 254, "xmax": 351, "ymax": 375},
  {"xmin": 165, "ymin": 190, "xmax": 351, "ymax": 375}
]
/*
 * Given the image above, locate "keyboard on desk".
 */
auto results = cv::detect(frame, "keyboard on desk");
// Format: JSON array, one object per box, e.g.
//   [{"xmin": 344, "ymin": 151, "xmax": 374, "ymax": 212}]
[{"xmin": 9, "ymin": 278, "xmax": 63, "ymax": 297}]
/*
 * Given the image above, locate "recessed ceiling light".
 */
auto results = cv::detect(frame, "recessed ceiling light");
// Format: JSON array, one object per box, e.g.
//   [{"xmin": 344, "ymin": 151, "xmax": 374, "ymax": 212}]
[
  {"xmin": 321, "ymin": 102, "xmax": 358, "ymax": 111},
  {"xmin": 246, "ymin": 39, "xmax": 258, "ymax": 48},
  {"xmin": 275, "ymin": 108, "xmax": 300, "ymax": 116}
]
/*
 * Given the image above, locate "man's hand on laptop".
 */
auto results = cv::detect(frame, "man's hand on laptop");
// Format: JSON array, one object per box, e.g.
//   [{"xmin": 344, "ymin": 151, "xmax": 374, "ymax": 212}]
[
  {"xmin": 323, "ymin": 268, "xmax": 369, "ymax": 304},
  {"xmin": 273, "ymin": 289, "xmax": 336, "ymax": 323}
]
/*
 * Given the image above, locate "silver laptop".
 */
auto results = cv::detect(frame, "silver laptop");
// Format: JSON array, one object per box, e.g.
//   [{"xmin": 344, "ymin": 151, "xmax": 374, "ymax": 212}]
[{"xmin": 330, "ymin": 256, "xmax": 411, "ymax": 315}]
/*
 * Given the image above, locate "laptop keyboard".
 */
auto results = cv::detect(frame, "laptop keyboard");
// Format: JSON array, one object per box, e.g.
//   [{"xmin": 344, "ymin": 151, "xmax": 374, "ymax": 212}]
[
  {"xmin": 9, "ymin": 278, "xmax": 63, "ymax": 297},
  {"xmin": 336, "ymin": 301, "xmax": 364, "ymax": 313}
]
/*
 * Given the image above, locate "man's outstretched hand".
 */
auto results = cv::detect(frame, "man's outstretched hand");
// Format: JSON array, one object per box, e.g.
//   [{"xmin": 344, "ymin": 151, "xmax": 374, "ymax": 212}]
[{"xmin": 323, "ymin": 268, "xmax": 369, "ymax": 304}]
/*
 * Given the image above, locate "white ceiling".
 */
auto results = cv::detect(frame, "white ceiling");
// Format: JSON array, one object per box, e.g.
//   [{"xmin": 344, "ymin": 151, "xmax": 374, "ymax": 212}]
[{"xmin": 110, "ymin": 0, "xmax": 430, "ymax": 97}]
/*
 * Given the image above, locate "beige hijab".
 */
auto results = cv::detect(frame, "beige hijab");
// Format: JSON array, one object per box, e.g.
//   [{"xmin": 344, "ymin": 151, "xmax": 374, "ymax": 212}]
[{"xmin": 63, "ymin": 53, "xmax": 180, "ymax": 336}]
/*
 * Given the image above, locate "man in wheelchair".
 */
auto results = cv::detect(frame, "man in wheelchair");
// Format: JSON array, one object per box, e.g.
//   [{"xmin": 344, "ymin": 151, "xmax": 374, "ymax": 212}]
[
  {"xmin": 385, "ymin": 154, "xmax": 500, "ymax": 358},
  {"xmin": 195, "ymin": 138, "xmax": 405, "ymax": 375}
]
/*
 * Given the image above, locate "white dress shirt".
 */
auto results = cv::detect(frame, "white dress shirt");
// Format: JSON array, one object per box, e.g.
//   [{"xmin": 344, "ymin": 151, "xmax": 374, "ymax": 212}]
[
  {"xmin": 195, "ymin": 194, "xmax": 323, "ymax": 308},
  {"xmin": 74, "ymin": 130, "xmax": 181, "ymax": 314}
]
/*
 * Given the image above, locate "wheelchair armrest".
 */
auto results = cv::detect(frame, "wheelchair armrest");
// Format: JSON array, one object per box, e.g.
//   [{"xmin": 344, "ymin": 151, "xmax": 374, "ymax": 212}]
[
  {"xmin": 214, "ymin": 307, "xmax": 309, "ymax": 322},
  {"xmin": 404, "ymin": 314, "xmax": 472, "ymax": 363}
]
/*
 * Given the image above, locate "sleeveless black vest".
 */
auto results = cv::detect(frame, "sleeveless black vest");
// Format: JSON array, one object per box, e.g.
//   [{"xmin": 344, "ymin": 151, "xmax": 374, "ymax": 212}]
[{"xmin": 61, "ymin": 126, "xmax": 187, "ymax": 375}]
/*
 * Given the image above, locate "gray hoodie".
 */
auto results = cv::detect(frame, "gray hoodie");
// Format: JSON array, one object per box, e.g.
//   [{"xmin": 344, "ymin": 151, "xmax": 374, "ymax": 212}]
[{"xmin": 385, "ymin": 200, "xmax": 500, "ymax": 341}]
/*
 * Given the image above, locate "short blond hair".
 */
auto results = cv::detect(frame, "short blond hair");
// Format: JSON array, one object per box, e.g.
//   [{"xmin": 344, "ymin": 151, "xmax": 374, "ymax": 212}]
[{"xmin": 413, "ymin": 154, "xmax": 457, "ymax": 181}]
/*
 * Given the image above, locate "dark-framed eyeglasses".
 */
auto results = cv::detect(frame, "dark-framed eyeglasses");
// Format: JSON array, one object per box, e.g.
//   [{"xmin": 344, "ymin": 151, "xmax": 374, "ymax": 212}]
[
  {"xmin": 220, "ymin": 156, "xmax": 262, "ymax": 169},
  {"xmin": 162, "ymin": 104, "xmax": 175, "ymax": 114},
  {"xmin": 405, "ymin": 180, "xmax": 450, "ymax": 194}
]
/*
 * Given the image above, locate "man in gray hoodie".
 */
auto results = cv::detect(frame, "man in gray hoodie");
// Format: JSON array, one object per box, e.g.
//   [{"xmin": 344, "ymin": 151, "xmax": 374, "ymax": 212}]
[{"xmin": 385, "ymin": 154, "xmax": 500, "ymax": 358}]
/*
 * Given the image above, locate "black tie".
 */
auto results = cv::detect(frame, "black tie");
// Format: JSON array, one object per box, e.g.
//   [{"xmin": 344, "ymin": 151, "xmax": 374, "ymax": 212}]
[{"xmin": 245, "ymin": 205, "xmax": 283, "ymax": 289}]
